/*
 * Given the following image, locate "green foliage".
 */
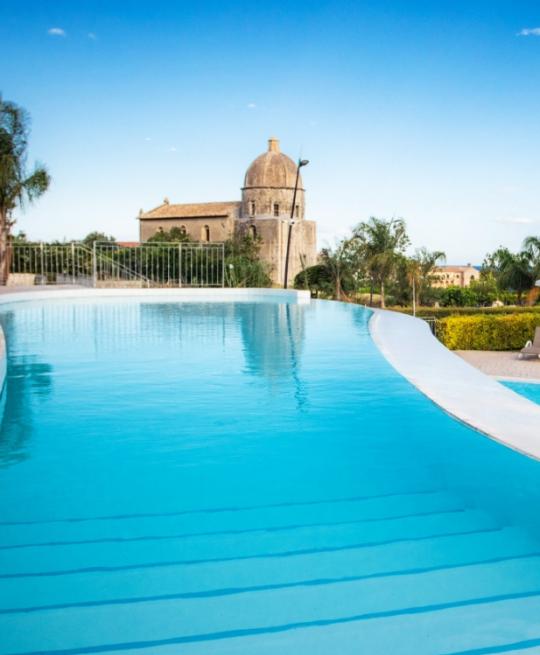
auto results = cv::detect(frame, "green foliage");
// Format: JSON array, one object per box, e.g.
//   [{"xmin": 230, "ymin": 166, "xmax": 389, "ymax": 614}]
[
  {"xmin": 391, "ymin": 305, "xmax": 540, "ymax": 319},
  {"xmin": 224, "ymin": 234, "xmax": 271, "ymax": 288},
  {"xmin": 438, "ymin": 313, "xmax": 540, "ymax": 351},
  {"xmin": 82, "ymin": 231, "xmax": 116, "ymax": 247},
  {"xmin": 482, "ymin": 246, "xmax": 536, "ymax": 303},
  {"xmin": 353, "ymin": 217, "xmax": 410, "ymax": 308},
  {"xmin": 147, "ymin": 227, "xmax": 191, "ymax": 243},
  {"xmin": 0, "ymin": 96, "xmax": 50, "ymax": 225},
  {"xmin": 294, "ymin": 263, "xmax": 336, "ymax": 297},
  {"xmin": 439, "ymin": 285, "xmax": 480, "ymax": 307}
]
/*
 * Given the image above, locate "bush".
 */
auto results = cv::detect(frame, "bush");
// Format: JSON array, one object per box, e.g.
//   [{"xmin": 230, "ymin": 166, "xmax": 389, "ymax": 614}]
[
  {"xmin": 437, "ymin": 313, "xmax": 540, "ymax": 350},
  {"xmin": 390, "ymin": 306, "xmax": 540, "ymax": 319}
]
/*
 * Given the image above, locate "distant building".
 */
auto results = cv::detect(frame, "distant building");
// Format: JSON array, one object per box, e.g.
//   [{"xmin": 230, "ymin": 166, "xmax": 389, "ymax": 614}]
[
  {"xmin": 137, "ymin": 137, "xmax": 317, "ymax": 286},
  {"xmin": 433, "ymin": 265, "xmax": 479, "ymax": 288}
]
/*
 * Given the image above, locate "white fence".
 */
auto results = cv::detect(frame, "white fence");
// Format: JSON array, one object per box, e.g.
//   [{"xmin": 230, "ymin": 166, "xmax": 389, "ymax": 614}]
[{"xmin": 8, "ymin": 242, "xmax": 225, "ymax": 288}]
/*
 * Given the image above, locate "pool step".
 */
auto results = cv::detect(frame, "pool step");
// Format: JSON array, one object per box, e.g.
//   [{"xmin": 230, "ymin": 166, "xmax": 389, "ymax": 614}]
[
  {"xmin": 1, "ymin": 524, "xmax": 535, "ymax": 613},
  {"xmin": 0, "ymin": 506, "xmax": 497, "ymax": 577},
  {"xmin": 2, "ymin": 544, "xmax": 540, "ymax": 653},
  {"xmin": 2, "ymin": 493, "xmax": 540, "ymax": 655},
  {"xmin": 0, "ymin": 489, "xmax": 462, "ymax": 547}
]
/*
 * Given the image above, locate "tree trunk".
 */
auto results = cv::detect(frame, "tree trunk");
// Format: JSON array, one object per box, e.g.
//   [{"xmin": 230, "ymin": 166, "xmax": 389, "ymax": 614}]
[
  {"xmin": 335, "ymin": 274, "xmax": 341, "ymax": 301},
  {"xmin": 0, "ymin": 209, "xmax": 9, "ymax": 286},
  {"xmin": 380, "ymin": 279, "xmax": 386, "ymax": 309}
]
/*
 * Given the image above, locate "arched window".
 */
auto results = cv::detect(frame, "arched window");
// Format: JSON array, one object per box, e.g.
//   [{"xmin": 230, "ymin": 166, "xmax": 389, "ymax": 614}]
[
  {"xmin": 249, "ymin": 201, "xmax": 256, "ymax": 216},
  {"xmin": 201, "ymin": 225, "xmax": 210, "ymax": 242},
  {"xmin": 180, "ymin": 225, "xmax": 187, "ymax": 235},
  {"xmin": 248, "ymin": 225, "xmax": 257, "ymax": 239},
  {"xmin": 273, "ymin": 203, "xmax": 279, "ymax": 217}
]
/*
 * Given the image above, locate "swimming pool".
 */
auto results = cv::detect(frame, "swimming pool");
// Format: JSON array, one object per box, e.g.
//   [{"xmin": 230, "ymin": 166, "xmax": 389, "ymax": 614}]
[
  {"xmin": 1, "ymin": 296, "xmax": 540, "ymax": 654},
  {"xmin": 503, "ymin": 380, "xmax": 540, "ymax": 406}
]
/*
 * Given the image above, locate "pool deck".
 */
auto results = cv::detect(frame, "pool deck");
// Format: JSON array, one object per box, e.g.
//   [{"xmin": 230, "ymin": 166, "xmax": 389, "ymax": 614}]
[
  {"xmin": 370, "ymin": 309, "xmax": 540, "ymax": 461},
  {"xmin": 456, "ymin": 350, "xmax": 540, "ymax": 384}
]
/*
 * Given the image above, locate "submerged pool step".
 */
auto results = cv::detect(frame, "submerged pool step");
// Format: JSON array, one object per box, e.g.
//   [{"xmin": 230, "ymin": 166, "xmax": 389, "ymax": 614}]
[
  {"xmin": 0, "ymin": 506, "xmax": 497, "ymax": 577},
  {"xmin": 3, "ymin": 553, "xmax": 540, "ymax": 654},
  {"xmin": 74, "ymin": 595, "xmax": 540, "ymax": 655},
  {"xmin": 1, "ymin": 525, "xmax": 535, "ymax": 613},
  {"xmin": 0, "ymin": 489, "xmax": 461, "ymax": 548}
]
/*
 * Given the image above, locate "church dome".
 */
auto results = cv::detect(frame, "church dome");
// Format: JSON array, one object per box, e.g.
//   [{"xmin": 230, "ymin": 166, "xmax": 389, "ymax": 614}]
[{"xmin": 243, "ymin": 138, "xmax": 302, "ymax": 189}]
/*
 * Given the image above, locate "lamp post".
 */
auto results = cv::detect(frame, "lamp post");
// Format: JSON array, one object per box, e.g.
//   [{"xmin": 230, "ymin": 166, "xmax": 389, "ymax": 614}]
[{"xmin": 283, "ymin": 158, "xmax": 309, "ymax": 289}]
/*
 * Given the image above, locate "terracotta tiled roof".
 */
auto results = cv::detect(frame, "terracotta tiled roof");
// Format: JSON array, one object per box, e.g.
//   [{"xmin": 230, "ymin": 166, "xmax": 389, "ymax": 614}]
[{"xmin": 140, "ymin": 201, "xmax": 240, "ymax": 220}]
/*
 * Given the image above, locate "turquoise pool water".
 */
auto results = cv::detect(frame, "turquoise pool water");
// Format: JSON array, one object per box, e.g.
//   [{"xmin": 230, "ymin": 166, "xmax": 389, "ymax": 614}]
[
  {"xmin": 503, "ymin": 380, "xmax": 540, "ymax": 406},
  {"xmin": 1, "ymin": 298, "xmax": 540, "ymax": 654}
]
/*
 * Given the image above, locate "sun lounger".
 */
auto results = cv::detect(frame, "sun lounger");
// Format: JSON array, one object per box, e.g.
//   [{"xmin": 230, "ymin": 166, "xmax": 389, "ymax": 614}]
[{"xmin": 519, "ymin": 327, "xmax": 540, "ymax": 359}]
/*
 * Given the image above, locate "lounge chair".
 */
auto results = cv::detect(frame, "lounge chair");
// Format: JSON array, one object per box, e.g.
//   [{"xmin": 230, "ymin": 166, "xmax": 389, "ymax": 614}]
[{"xmin": 519, "ymin": 327, "xmax": 540, "ymax": 359}]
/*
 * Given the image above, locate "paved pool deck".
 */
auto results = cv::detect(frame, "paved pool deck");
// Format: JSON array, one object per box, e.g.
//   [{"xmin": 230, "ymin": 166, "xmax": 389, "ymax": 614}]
[{"xmin": 456, "ymin": 350, "xmax": 540, "ymax": 384}]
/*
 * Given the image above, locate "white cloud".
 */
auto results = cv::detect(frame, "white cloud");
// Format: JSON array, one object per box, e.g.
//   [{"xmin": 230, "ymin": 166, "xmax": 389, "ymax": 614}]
[
  {"xmin": 495, "ymin": 217, "xmax": 537, "ymax": 225},
  {"xmin": 247, "ymin": 103, "xmax": 256, "ymax": 109},
  {"xmin": 47, "ymin": 27, "xmax": 66, "ymax": 37},
  {"xmin": 88, "ymin": 32, "xmax": 97, "ymax": 40},
  {"xmin": 518, "ymin": 27, "xmax": 540, "ymax": 36}
]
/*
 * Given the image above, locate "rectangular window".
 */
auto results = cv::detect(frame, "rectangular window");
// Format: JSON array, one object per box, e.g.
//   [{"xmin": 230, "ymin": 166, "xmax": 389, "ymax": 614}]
[
  {"xmin": 295, "ymin": 205, "xmax": 299, "ymax": 218},
  {"xmin": 249, "ymin": 201, "xmax": 255, "ymax": 216},
  {"xmin": 273, "ymin": 203, "xmax": 279, "ymax": 217}
]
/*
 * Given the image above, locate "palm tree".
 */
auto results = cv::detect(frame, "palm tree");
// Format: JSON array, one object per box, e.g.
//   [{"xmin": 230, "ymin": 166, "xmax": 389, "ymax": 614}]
[
  {"xmin": 353, "ymin": 217, "xmax": 410, "ymax": 308},
  {"xmin": 524, "ymin": 236, "xmax": 540, "ymax": 276},
  {"xmin": 409, "ymin": 247, "xmax": 446, "ymax": 309},
  {"xmin": 319, "ymin": 238, "xmax": 356, "ymax": 301},
  {"xmin": 0, "ymin": 97, "xmax": 50, "ymax": 283},
  {"xmin": 523, "ymin": 235, "xmax": 540, "ymax": 303},
  {"xmin": 484, "ymin": 247, "xmax": 534, "ymax": 305}
]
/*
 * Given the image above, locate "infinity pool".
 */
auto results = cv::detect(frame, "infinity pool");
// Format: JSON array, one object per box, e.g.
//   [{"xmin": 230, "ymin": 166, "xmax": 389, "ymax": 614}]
[
  {"xmin": 503, "ymin": 380, "xmax": 540, "ymax": 406},
  {"xmin": 1, "ymin": 298, "xmax": 540, "ymax": 654}
]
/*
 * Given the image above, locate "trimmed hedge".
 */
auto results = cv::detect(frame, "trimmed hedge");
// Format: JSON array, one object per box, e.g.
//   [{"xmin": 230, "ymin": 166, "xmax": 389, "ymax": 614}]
[
  {"xmin": 437, "ymin": 313, "xmax": 540, "ymax": 351},
  {"xmin": 390, "ymin": 306, "xmax": 540, "ymax": 319}
]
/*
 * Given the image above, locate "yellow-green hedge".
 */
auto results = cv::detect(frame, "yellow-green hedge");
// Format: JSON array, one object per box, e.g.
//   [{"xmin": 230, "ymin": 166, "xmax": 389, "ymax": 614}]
[{"xmin": 438, "ymin": 313, "xmax": 540, "ymax": 350}]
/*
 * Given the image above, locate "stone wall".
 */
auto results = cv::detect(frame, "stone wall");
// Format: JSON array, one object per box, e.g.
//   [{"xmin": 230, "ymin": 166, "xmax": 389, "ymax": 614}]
[
  {"xmin": 140, "ymin": 217, "xmax": 235, "ymax": 243},
  {"xmin": 241, "ymin": 186, "xmax": 305, "ymax": 220}
]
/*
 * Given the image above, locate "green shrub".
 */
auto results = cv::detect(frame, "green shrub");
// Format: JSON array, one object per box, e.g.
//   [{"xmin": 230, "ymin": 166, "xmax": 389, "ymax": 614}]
[
  {"xmin": 389, "ymin": 306, "xmax": 540, "ymax": 319},
  {"xmin": 437, "ymin": 313, "xmax": 540, "ymax": 350}
]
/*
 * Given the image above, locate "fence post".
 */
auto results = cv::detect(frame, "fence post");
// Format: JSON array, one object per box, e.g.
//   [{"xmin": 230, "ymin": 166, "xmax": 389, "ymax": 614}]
[
  {"xmin": 221, "ymin": 244, "xmax": 225, "ymax": 288},
  {"xmin": 178, "ymin": 243, "xmax": 182, "ymax": 288},
  {"xmin": 40, "ymin": 242, "xmax": 45, "ymax": 285},
  {"xmin": 71, "ymin": 242, "xmax": 76, "ymax": 283},
  {"xmin": 92, "ymin": 242, "xmax": 97, "ymax": 288}
]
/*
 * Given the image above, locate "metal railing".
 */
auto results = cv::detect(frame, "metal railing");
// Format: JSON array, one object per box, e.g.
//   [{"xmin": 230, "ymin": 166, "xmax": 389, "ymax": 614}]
[
  {"xmin": 8, "ymin": 241, "xmax": 225, "ymax": 288},
  {"xmin": 9, "ymin": 243, "xmax": 94, "ymax": 286},
  {"xmin": 422, "ymin": 316, "xmax": 438, "ymax": 336}
]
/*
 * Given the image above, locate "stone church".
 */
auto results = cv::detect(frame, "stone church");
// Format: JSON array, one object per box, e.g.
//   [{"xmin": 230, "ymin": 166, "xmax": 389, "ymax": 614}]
[{"xmin": 138, "ymin": 138, "xmax": 317, "ymax": 285}]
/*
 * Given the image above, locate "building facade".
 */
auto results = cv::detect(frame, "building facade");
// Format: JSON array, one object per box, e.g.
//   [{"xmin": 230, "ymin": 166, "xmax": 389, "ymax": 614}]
[
  {"xmin": 433, "ymin": 265, "xmax": 479, "ymax": 288},
  {"xmin": 138, "ymin": 138, "xmax": 317, "ymax": 285}
]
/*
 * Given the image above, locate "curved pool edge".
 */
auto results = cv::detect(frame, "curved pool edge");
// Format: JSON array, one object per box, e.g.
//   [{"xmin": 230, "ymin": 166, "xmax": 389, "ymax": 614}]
[
  {"xmin": 369, "ymin": 308, "xmax": 540, "ymax": 460},
  {"xmin": 0, "ymin": 287, "xmax": 311, "ymax": 305}
]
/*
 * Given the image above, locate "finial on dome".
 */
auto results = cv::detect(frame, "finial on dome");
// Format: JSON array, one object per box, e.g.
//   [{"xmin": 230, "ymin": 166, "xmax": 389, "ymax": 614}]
[
  {"xmin": 268, "ymin": 137, "xmax": 280, "ymax": 153},
  {"xmin": 163, "ymin": 197, "xmax": 170, "ymax": 205}
]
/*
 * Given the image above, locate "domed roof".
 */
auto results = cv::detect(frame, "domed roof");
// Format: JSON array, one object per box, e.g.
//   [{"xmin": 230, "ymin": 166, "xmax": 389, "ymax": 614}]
[{"xmin": 243, "ymin": 138, "xmax": 302, "ymax": 189}]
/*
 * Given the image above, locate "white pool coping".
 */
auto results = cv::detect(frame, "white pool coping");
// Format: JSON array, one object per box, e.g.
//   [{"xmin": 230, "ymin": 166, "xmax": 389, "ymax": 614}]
[
  {"xmin": 0, "ymin": 287, "xmax": 311, "ymax": 392},
  {"xmin": 370, "ymin": 309, "xmax": 540, "ymax": 460},
  {"xmin": 0, "ymin": 287, "xmax": 311, "ymax": 305}
]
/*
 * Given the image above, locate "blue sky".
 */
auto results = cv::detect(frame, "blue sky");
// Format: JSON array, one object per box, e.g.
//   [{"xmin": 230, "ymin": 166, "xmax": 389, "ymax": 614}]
[{"xmin": 2, "ymin": 0, "xmax": 540, "ymax": 263}]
